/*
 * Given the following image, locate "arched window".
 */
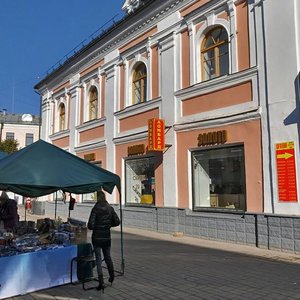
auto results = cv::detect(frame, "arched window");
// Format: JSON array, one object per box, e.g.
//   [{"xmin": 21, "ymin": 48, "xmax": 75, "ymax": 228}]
[
  {"xmin": 59, "ymin": 104, "xmax": 65, "ymax": 131},
  {"xmin": 132, "ymin": 62, "xmax": 147, "ymax": 104},
  {"xmin": 201, "ymin": 26, "xmax": 229, "ymax": 81},
  {"xmin": 89, "ymin": 86, "xmax": 98, "ymax": 120}
]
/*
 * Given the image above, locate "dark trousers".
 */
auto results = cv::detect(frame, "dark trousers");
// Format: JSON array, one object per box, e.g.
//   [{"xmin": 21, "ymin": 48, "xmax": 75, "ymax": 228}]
[{"xmin": 94, "ymin": 245, "xmax": 114, "ymax": 281}]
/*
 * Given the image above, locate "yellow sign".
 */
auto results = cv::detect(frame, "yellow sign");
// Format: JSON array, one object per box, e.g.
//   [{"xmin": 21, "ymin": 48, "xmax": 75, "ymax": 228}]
[
  {"xmin": 128, "ymin": 144, "xmax": 145, "ymax": 156},
  {"xmin": 197, "ymin": 130, "xmax": 227, "ymax": 147},
  {"xmin": 276, "ymin": 141, "xmax": 298, "ymax": 202},
  {"xmin": 84, "ymin": 153, "xmax": 95, "ymax": 161},
  {"xmin": 276, "ymin": 153, "xmax": 293, "ymax": 160},
  {"xmin": 148, "ymin": 118, "xmax": 165, "ymax": 151}
]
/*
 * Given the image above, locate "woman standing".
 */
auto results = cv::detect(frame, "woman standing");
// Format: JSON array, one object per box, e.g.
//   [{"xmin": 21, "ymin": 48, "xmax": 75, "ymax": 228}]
[{"xmin": 87, "ymin": 190, "xmax": 120, "ymax": 292}]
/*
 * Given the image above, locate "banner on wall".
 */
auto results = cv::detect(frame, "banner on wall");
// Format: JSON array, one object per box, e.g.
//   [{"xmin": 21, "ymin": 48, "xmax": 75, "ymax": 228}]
[
  {"xmin": 276, "ymin": 141, "xmax": 298, "ymax": 202},
  {"xmin": 148, "ymin": 118, "xmax": 165, "ymax": 151}
]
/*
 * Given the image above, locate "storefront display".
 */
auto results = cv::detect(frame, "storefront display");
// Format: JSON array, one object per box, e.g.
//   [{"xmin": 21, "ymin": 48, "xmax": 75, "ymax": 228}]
[
  {"xmin": 125, "ymin": 156, "xmax": 155, "ymax": 205},
  {"xmin": 192, "ymin": 144, "xmax": 246, "ymax": 211}
]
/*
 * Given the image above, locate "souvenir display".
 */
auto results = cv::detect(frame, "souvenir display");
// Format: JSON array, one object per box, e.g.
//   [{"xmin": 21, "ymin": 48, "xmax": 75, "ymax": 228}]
[{"xmin": 0, "ymin": 218, "xmax": 86, "ymax": 257}]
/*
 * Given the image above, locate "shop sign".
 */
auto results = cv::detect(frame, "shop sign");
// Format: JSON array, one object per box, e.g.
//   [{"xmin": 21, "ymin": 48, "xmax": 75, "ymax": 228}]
[
  {"xmin": 276, "ymin": 141, "xmax": 298, "ymax": 202},
  {"xmin": 148, "ymin": 118, "xmax": 165, "ymax": 151},
  {"xmin": 128, "ymin": 144, "xmax": 145, "ymax": 156},
  {"xmin": 197, "ymin": 130, "xmax": 227, "ymax": 147},
  {"xmin": 84, "ymin": 153, "xmax": 95, "ymax": 161}
]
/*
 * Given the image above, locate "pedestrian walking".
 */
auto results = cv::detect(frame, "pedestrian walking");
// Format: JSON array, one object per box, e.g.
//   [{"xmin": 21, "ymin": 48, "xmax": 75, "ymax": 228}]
[
  {"xmin": 87, "ymin": 190, "xmax": 120, "ymax": 292},
  {"xmin": 0, "ymin": 191, "xmax": 19, "ymax": 231},
  {"xmin": 25, "ymin": 198, "xmax": 32, "ymax": 213}
]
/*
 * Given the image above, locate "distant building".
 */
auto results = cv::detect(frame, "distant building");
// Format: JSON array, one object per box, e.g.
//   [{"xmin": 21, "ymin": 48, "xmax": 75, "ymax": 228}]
[
  {"xmin": 0, "ymin": 111, "xmax": 40, "ymax": 148},
  {"xmin": 35, "ymin": 0, "xmax": 300, "ymax": 252}
]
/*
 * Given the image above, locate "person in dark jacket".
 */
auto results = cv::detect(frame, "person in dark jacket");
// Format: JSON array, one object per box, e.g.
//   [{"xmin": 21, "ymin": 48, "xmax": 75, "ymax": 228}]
[
  {"xmin": 0, "ymin": 191, "xmax": 19, "ymax": 231},
  {"xmin": 87, "ymin": 190, "xmax": 120, "ymax": 292}
]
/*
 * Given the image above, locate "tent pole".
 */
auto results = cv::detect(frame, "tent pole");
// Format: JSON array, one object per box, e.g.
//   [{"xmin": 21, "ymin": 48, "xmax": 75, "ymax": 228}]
[
  {"xmin": 119, "ymin": 191, "xmax": 125, "ymax": 275},
  {"xmin": 24, "ymin": 196, "xmax": 26, "ymax": 222},
  {"xmin": 54, "ymin": 191, "xmax": 57, "ymax": 220}
]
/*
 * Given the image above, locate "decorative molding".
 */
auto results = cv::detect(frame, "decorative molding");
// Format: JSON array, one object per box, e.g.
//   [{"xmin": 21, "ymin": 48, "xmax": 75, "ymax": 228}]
[
  {"xmin": 174, "ymin": 67, "xmax": 260, "ymax": 129},
  {"xmin": 113, "ymin": 129, "xmax": 148, "ymax": 145},
  {"xmin": 175, "ymin": 67, "xmax": 258, "ymax": 99},
  {"xmin": 70, "ymin": 73, "xmax": 80, "ymax": 85},
  {"xmin": 122, "ymin": 0, "xmax": 143, "ymax": 14},
  {"xmin": 76, "ymin": 117, "xmax": 106, "ymax": 133},
  {"xmin": 50, "ymin": 129, "xmax": 70, "ymax": 140},
  {"xmin": 40, "ymin": 0, "xmax": 185, "ymax": 89},
  {"xmin": 75, "ymin": 140, "xmax": 106, "ymax": 153},
  {"xmin": 114, "ymin": 96, "xmax": 162, "ymax": 119},
  {"xmin": 159, "ymin": 32, "xmax": 176, "ymax": 52},
  {"xmin": 52, "ymin": 87, "xmax": 68, "ymax": 99},
  {"xmin": 173, "ymin": 110, "xmax": 261, "ymax": 132}
]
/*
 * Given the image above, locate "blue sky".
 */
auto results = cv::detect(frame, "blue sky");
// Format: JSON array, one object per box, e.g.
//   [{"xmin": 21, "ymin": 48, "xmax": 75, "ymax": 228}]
[{"xmin": 0, "ymin": 0, "xmax": 125, "ymax": 116}]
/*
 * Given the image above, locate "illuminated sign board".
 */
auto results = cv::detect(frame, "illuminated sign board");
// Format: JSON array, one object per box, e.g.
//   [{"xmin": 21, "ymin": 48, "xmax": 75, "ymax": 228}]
[
  {"xmin": 148, "ymin": 118, "xmax": 165, "ymax": 151},
  {"xmin": 276, "ymin": 141, "xmax": 298, "ymax": 202}
]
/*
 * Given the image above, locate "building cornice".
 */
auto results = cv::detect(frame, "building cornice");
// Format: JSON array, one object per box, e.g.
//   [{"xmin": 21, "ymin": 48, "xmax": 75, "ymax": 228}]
[{"xmin": 35, "ymin": 0, "xmax": 188, "ymax": 91}]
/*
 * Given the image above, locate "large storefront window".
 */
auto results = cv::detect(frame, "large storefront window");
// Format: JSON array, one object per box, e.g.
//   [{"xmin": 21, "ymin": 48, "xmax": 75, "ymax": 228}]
[
  {"xmin": 125, "ymin": 157, "xmax": 155, "ymax": 205},
  {"xmin": 192, "ymin": 145, "xmax": 246, "ymax": 211}
]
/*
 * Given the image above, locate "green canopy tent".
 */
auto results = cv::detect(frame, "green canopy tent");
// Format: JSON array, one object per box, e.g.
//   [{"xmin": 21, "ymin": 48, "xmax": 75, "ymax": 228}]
[
  {"xmin": 0, "ymin": 139, "xmax": 120, "ymax": 196},
  {"xmin": 0, "ymin": 139, "xmax": 124, "ymax": 274}
]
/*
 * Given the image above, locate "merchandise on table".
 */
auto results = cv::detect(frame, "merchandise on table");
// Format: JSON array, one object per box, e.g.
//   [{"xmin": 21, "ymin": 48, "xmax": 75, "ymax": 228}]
[{"xmin": 0, "ymin": 217, "xmax": 86, "ymax": 257}]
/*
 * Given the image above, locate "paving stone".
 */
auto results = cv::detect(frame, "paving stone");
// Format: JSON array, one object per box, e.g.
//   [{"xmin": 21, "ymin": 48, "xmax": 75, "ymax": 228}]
[{"xmin": 7, "ymin": 208, "xmax": 300, "ymax": 300}]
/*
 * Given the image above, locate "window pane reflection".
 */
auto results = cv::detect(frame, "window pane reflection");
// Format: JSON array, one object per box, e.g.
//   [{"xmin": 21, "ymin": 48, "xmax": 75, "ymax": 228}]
[
  {"xmin": 125, "ymin": 157, "xmax": 155, "ymax": 205},
  {"xmin": 192, "ymin": 146, "xmax": 246, "ymax": 210}
]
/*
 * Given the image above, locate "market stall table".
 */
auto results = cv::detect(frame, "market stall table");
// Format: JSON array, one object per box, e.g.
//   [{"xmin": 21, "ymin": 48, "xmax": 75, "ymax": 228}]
[{"xmin": 0, "ymin": 245, "xmax": 77, "ymax": 299}]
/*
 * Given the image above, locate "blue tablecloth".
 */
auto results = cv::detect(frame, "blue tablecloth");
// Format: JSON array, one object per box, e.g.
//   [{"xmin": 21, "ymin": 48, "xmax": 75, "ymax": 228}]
[{"xmin": 0, "ymin": 245, "xmax": 77, "ymax": 299}]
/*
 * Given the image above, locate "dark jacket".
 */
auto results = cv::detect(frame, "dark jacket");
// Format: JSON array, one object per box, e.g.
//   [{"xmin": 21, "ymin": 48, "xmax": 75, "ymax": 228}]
[
  {"xmin": 87, "ymin": 202, "xmax": 120, "ymax": 247},
  {"xmin": 0, "ymin": 199, "xmax": 19, "ymax": 230}
]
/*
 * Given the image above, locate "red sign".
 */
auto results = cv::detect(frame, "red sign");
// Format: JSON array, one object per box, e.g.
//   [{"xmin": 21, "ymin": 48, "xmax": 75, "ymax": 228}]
[
  {"xmin": 148, "ymin": 118, "xmax": 165, "ymax": 151},
  {"xmin": 276, "ymin": 141, "xmax": 298, "ymax": 202}
]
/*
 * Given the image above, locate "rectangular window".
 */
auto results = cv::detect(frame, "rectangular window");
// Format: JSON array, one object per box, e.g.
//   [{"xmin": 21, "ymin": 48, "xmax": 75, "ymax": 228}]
[
  {"xmin": 125, "ymin": 157, "xmax": 155, "ymax": 205},
  {"xmin": 25, "ymin": 133, "xmax": 34, "ymax": 146},
  {"xmin": 82, "ymin": 162, "xmax": 102, "ymax": 202},
  {"xmin": 192, "ymin": 145, "xmax": 246, "ymax": 211},
  {"xmin": 6, "ymin": 132, "xmax": 14, "ymax": 140}
]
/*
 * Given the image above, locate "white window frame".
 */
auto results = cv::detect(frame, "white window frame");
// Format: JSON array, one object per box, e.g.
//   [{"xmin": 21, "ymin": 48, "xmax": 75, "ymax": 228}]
[
  {"xmin": 195, "ymin": 19, "xmax": 232, "ymax": 84},
  {"xmin": 126, "ymin": 57, "xmax": 149, "ymax": 107}
]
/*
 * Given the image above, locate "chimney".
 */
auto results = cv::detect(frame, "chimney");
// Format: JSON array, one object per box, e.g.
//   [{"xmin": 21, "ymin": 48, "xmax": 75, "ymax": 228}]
[{"xmin": 2, "ymin": 109, "xmax": 6, "ymax": 115}]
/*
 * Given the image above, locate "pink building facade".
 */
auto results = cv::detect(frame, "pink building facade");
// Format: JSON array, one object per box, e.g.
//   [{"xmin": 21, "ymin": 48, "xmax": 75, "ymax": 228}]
[{"xmin": 35, "ymin": 0, "xmax": 300, "ymax": 252}]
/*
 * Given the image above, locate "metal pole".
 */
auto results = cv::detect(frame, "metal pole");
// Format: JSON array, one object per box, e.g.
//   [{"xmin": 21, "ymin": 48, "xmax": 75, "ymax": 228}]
[
  {"xmin": 24, "ymin": 196, "xmax": 26, "ymax": 221},
  {"xmin": 54, "ymin": 191, "xmax": 57, "ymax": 220},
  {"xmin": 119, "ymin": 191, "xmax": 125, "ymax": 274}
]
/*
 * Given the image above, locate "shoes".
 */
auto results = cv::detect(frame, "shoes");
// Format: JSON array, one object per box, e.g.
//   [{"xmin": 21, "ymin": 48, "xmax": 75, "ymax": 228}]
[
  {"xmin": 108, "ymin": 274, "xmax": 114, "ymax": 286},
  {"xmin": 97, "ymin": 275, "xmax": 106, "ymax": 293},
  {"xmin": 97, "ymin": 283, "xmax": 107, "ymax": 293}
]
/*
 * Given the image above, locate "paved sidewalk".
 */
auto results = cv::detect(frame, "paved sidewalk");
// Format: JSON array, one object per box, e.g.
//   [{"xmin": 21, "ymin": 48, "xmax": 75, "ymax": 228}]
[{"xmin": 6, "ymin": 207, "xmax": 300, "ymax": 299}]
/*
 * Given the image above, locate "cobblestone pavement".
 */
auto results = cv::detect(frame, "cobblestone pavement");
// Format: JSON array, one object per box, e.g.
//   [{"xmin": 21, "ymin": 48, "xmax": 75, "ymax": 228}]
[{"xmin": 6, "ymin": 208, "xmax": 300, "ymax": 299}]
